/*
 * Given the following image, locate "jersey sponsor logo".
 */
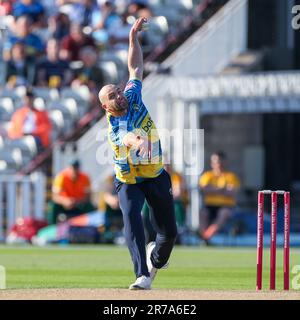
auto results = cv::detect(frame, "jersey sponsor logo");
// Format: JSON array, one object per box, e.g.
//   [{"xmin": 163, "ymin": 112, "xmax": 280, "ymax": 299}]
[{"xmin": 142, "ymin": 118, "xmax": 153, "ymax": 133}]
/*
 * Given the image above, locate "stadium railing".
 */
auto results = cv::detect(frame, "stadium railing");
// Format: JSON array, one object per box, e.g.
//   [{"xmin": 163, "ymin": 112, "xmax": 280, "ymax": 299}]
[{"xmin": 0, "ymin": 172, "xmax": 46, "ymax": 241}]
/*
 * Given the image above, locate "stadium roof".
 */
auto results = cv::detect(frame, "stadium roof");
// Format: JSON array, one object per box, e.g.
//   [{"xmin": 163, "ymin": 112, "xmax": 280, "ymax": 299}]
[{"xmin": 167, "ymin": 71, "xmax": 300, "ymax": 99}]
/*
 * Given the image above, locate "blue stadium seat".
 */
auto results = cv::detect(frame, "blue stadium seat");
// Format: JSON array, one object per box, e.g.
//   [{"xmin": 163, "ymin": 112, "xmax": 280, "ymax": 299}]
[
  {"xmin": 0, "ymin": 104, "xmax": 13, "ymax": 121},
  {"xmin": 6, "ymin": 136, "xmax": 38, "ymax": 163},
  {"xmin": 60, "ymin": 87, "xmax": 90, "ymax": 102},
  {"xmin": 49, "ymin": 109, "xmax": 65, "ymax": 140},
  {"xmin": 33, "ymin": 87, "xmax": 60, "ymax": 101},
  {"xmin": 99, "ymin": 61, "xmax": 119, "ymax": 84},
  {"xmin": 0, "ymin": 148, "xmax": 23, "ymax": 173}
]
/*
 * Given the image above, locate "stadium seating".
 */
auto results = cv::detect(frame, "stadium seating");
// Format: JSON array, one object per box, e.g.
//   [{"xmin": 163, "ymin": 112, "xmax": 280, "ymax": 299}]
[
  {"xmin": 49, "ymin": 110, "xmax": 65, "ymax": 140},
  {"xmin": 99, "ymin": 61, "xmax": 119, "ymax": 84},
  {"xmin": 6, "ymin": 136, "xmax": 38, "ymax": 163},
  {"xmin": 0, "ymin": 0, "xmax": 228, "ymax": 240},
  {"xmin": 0, "ymin": 147, "xmax": 22, "ymax": 174}
]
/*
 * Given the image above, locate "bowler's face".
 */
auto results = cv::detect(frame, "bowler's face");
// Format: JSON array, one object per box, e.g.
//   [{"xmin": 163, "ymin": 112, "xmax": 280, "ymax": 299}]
[{"xmin": 104, "ymin": 86, "xmax": 128, "ymax": 114}]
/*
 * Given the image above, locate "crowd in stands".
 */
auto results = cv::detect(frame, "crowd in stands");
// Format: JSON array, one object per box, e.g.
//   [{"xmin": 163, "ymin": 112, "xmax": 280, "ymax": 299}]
[
  {"xmin": 0, "ymin": 0, "xmax": 180, "ymax": 165},
  {"xmin": 45, "ymin": 152, "xmax": 240, "ymax": 245},
  {"xmin": 1, "ymin": 1, "xmax": 240, "ymax": 245},
  {"xmin": 0, "ymin": 0, "xmax": 158, "ymax": 92},
  {"xmin": 0, "ymin": 0, "xmax": 172, "ymax": 173},
  {"xmin": 47, "ymin": 161, "xmax": 190, "ymax": 244},
  {"xmin": 7, "ymin": 86, "xmax": 52, "ymax": 148}
]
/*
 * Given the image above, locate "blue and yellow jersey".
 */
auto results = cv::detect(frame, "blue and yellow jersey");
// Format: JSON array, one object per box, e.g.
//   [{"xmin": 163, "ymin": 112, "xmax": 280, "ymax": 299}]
[{"xmin": 106, "ymin": 79, "xmax": 164, "ymax": 184}]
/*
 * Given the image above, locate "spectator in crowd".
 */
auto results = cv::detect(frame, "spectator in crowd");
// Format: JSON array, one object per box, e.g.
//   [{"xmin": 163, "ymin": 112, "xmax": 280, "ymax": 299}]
[
  {"xmin": 127, "ymin": 0, "xmax": 152, "ymax": 19},
  {"xmin": 40, "ymin": 0, "xmax": 58, "ymax": 17},
  {"xmin": 48, "ymin": 12, "xmax": 70, "ymax": 40},
  {"xmin": 126, "ymin": 1, "xmax": 153, "ymax": 49},
  {"xmin": 4, "ymin": 41, "xmax": 35, "ymax": 88},
  {"xmin": 165, "ymin": 164, "xmax": 189, "ymax": 229},
  {"xmin": 3, "ymin": 15, "xmax": 45, "ymax": 61},
  {"xmin": 7, "ymin": 87, "xmax": 52, "ymax": 148},
  {"xmin": 199, "ymin": 151, "xmax": 240, "ymax": 244},
  {"xmin": 141, "ymin": 200, "xmax": 155, "ymax": 244},
  {"xmin": 70, "ymin": 0, "xmax": 98, "ymax": 27},
  {"xmin": 91, "ymin": 0, "xmax": 122, "ymax": 46},
  {"xmin": 47, "ymin": 159, "xmax": 96, "ymax": 225},
  {"xmin": 12, "ymin": 0, "xmax": 45, "ymax": 24},
  {"xmin": 71, "ymin": 46, "xmax": 104, "ymax": 104},
  {"xmin": 109, "ymin": 12, "xmax": 132, "ymax": 49},
  {"xmin": 98, "ymin": 175, "xmax": 123, "ymax": 233},
  {"xmin": 40, "ymin": 0, "xmax": 78, "ymax": 17},
  {"xmin": 0, "ymin": 0, "xmax": 13, "ymax": 16},
  {"xmin": 35, "ymin": 38, "xmax": 72, "ymax": 88},
  {"xmin": 60, "ymin": 22, "xmax": 96, "ymax": 61},
  {"xmin": 142, "ymin": 164, "xmax": 189, "ymax": 243}
]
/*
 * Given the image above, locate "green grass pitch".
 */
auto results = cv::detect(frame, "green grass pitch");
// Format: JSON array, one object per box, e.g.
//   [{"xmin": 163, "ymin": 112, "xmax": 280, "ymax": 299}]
[{"xmin": 0, "ymin": 245, "xmax": 299, "ymax": 290}]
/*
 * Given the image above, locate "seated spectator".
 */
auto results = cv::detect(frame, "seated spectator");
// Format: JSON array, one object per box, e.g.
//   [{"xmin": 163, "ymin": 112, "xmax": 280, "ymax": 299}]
[
  {"xmin": 70, "ymin": 0, "xmax": 98, "ymax": 27},
  {"xmin": 199, "ymin": 151, "xmax": 240, "ymax": 244},
  {"xmin": 3, "ymin": 15, "xmax": 45, "ymax": 61},
  {"xmin": 12, "ymin": 0, "xmax": 45, "ymax": 25},
  {"xmin": 7, "ymin": 87, "xmax": 52, "ymax": 148},
  {"xmin": 47, "ymin": 159, "xmax": 96, "ymax": 225},
  {"xmin": 0, "ymin": 0, "xmax": 13, "ymax": 16},
  {"xmin": 126, "ymin": 1, "xmax": 153, "ymax": 48},
  {"xmin": 71, "ymin": 46, "xmax": 104, "ymax": 104},
  {"xmin": 142, "ymin": 164, "xmax": 189, "ymax": 243},
  {"xmin": 165, "ymin": 164, "xmax": 189, "ymax": 229},
  {"xmin": 48, "ymin": 12, "xmax": 70, "ymax": 40},
  {"xmin": 127, "ymin": 0, "xmax": 153, "ymax": 19},
  {"xmin": 109, "ymin": 12, "xmax": 132, "ymax": 50},
  {"xmin": 4, "ymin": 41, "xmax": 36, "ymax": 88},
  {"xmin": 40, "ymin": 0, "xmax": 58, "ymax": 17},
  {"xmin": 91, "ymin": 0, "xmax": 122, "ymax": 46},
  {"xmin": 35, "ymin": 38, "xmax": 72, "ymax": 88},
  {"xmin": 98, "ymin": 175, "xmax": 123, "ymax": 233},
  {"xmin": 141, "ymin": 200, "xmax": 155, "ymax": 244},
  {"xmin": 60, "ymin": 22, "xmax": 96, "ymax": 61}
]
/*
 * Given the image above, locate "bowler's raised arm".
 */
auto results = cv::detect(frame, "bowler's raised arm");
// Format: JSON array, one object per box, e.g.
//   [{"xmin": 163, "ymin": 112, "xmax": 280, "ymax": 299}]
[{"xmin": 128, "ymin": 17, "xmax": 147, "ymax": 81}]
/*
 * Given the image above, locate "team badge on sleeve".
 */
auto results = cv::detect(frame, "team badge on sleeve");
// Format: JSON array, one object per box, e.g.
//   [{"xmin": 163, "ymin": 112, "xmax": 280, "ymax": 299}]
[
  {"xmin": 133, "ymin": 104, "xmax": 140, "ymax": 111},
  {"xmin": 125, "ymin": 82, "xmax": 134, "ymax": 91}
]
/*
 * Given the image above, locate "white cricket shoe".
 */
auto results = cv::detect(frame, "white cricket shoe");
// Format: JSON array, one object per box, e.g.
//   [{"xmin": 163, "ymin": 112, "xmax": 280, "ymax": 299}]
[
  {"xmin": 129, "ymin": 276, "xmax": 152, "ymax": 290},
  {"xmin": 146, "ymin": 241, "xmax": 169, "ymax": 281}
]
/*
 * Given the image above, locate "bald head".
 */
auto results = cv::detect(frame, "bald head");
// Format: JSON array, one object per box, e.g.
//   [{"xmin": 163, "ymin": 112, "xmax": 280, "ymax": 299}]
[
  {"xmin": 98, "ymin": 84, "xmax": 128, "ymax": 116},
  {"xmin": 98, "ymin": 84, "xmax": 116, "ymax": 105}
]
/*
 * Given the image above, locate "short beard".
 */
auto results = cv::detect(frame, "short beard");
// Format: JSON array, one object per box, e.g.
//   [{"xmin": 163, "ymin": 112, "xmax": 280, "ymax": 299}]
[{"xmin": 115, "ymin": 101, "xmax": 128, "ymax": 111}]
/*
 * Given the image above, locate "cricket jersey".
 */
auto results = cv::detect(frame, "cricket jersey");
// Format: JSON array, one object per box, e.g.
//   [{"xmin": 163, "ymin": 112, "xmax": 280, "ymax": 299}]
[
  {"xmin": 106, "ymin": 79, "xmax": 164, "ymax": 184},
  {"xmin": 199, "ymin": 171, "xmax": 240, "ymax": 207}
]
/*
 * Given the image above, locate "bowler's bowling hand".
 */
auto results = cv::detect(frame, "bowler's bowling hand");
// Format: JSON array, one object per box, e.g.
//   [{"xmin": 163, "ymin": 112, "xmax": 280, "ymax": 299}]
[
  {"xmin": 136, "ymin": 135, "xmax": 151, "ymax": 158},
  {"xmin": 131, "ymin": 17, "xmax": 148, "ymax": 34}
]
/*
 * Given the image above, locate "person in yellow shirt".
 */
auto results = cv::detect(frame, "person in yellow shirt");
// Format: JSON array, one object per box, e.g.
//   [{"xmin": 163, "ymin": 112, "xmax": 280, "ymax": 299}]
[
  {"xmin": 199, "ymin": 151, "xmax": 240, "ymax": 243},
  {"xmin": 98, "ymin": 175, "xmax": 123, "ymax": 233}
]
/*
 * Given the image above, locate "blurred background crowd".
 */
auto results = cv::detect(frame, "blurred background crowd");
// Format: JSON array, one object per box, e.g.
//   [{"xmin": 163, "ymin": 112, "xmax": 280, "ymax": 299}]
[
  {"xmin": 1, "ymin": 0, "xmax": 213, "ymax": 245},
  {"xmin": 1, "ymin": 0, "xmax": 300, "ymax": 247}
]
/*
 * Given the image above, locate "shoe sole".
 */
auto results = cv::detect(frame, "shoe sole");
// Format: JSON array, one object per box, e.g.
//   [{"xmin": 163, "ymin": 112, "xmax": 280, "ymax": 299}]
[{"xmin": 129, "ymin": 285, "xmax": 151, "ymax": 290}]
